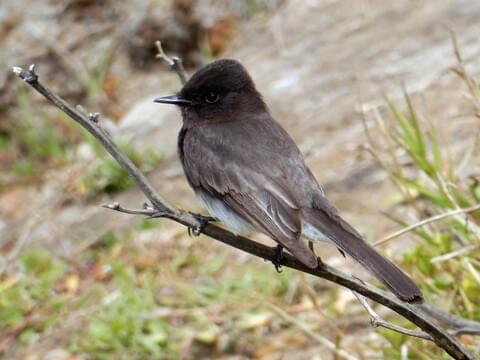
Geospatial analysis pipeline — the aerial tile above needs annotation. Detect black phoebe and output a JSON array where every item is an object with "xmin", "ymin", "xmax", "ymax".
[{"xmin": 154, "ymin": 59, "xmax": 423, "ymax": 303}]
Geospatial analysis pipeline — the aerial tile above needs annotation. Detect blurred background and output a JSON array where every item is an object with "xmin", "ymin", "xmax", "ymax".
[{"xmin": 1, "ymin": 0, "xmax": 480, "ymax": 358}]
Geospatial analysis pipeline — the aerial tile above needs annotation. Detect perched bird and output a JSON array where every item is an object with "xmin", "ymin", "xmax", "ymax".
[{"xmin": 154, "ymin": 59, "xmax": 423, "ymax": 303}]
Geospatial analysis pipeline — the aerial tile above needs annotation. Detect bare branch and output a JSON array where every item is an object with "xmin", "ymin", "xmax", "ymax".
[
  {"xmin": 353, "ymin": 292, "xmax": 433, "ymax": 341},
  {"xmin": 13, "ymin": 64, "xmax": 478, "ymax": 360},
  {"xmin": 10, "ymin": 64, "xmax": 184, "ymax": 220}
]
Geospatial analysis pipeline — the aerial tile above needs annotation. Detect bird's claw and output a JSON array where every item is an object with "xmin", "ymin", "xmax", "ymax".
[
  {"xmin": 188, "ymin": 212, "xmax": 217, "ymax": 237},
  {"xmin": 272, "ymin": 245, "xmax": 284, "ymax": 273}
]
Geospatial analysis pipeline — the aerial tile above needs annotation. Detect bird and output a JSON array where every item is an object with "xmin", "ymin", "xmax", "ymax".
[{"xmin": 154, "ymin": 59, "xmax": 423, "ymax": 303}]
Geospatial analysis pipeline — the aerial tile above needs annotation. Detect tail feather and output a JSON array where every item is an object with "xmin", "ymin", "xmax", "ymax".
[{"xmin": 303, "ymin": 209, "xmax": 423, "ymax": 303}]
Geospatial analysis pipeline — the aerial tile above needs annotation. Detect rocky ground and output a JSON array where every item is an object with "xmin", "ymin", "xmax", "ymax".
[{"xmin": 1, "ymin": 0, "xmax": 480, "ymax": 359}]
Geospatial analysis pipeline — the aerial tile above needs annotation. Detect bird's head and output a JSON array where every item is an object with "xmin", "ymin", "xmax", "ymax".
[{"xmin": 154, "ymin": 59, "xmax": 266, "ymax": 124}]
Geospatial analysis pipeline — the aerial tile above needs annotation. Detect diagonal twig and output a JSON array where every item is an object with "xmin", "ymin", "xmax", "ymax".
[
  {"xmin": 431, "ymin": 244, "xmax": 479, "ymax": 264},
  {"xmin": 374, "ymin": 204, "xmax": 480, "ymax": 247},
  {"xmin": 11, "ymin": 65, "xmax": 189, "ymax": 223}
]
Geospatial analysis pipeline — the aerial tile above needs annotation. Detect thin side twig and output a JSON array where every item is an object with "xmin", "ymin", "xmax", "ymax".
[
  {"xmin": 12, "ymin": 54, "xmax": 478, "ymax": 359},
  {"xmin": 155, "ymin": 40, "xmax": 187, "ymax": 85},
  {"xmin": 101, "ymin": 202, "xmax": 156, "ymax": 216},
  {"xmin": 352, "ymin": 292, "xmax": 433, "ymax": 341}
]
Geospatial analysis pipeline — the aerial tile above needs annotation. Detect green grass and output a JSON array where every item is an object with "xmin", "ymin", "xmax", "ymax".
[
  {"xmin": 364, "ymin": 87, "xmax": 480, "ymax": 358},
  {"xmin": 7, "ymin": 86, "xmax": 70, "ymax": 180},
  {"xmin": 2, "ymin": 39, "xmax": 120, "ymax": 190},
  {"xmin": 0, "ymin": 134, "xmax": 10, "ymax": 150},
  {"xmin": 1, "ymin": 224, "xmax": 301, "ymax": 359},
  {"xmin": 78, "ymin": 142, "xmax": 162, "ymax": 195},
  {"xmin": 0, "ymin": 249, "xmax": 68, "ymax": 336},
  {"xmin": 3, "ymin": 84, "xmax": 162, "ymax": 196}
]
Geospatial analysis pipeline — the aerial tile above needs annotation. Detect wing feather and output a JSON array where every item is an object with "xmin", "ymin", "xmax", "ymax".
[{"xmin": 181, "ymin": 122, "xmax": 318, "ymax": 268}]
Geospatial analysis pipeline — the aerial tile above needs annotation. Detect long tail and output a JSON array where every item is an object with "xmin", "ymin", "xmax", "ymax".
[{"xmin": 303, "ymin": 209, "xmax": 423, "ymax": 303}]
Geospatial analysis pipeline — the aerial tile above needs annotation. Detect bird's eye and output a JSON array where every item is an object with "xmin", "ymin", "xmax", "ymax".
[{"xmin": 204, "ymin": 92, "xmax": 220, "ymax": 104}]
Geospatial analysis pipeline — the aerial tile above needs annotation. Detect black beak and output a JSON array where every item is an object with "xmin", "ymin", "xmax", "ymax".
[{"xmin": 153, "ymin": 95, "xmax": 192, "ymax": 106}]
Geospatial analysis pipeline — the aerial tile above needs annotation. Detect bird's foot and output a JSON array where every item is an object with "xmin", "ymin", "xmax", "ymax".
[
  {"xmin": 272, "ymin": 245, "xmax": 284, "ymax": 273},
  {"xmin": 188, "ymin": 212, "xmax": 217, "ymax": 236},
  {"xmin": 308, "ymin": 241, "xmax": 324, "ymax": 268}
]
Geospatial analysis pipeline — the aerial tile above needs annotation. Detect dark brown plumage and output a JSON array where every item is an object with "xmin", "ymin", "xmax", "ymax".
[{"xmin": 154, "ymin": 59, "xmax": 423, "ymax": 303}]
